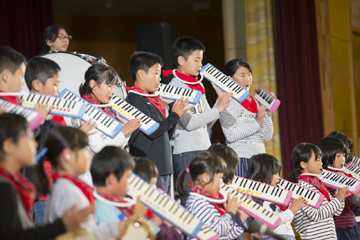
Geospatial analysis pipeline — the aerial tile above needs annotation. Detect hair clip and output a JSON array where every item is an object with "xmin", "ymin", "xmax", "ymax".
[{"xmin": 186, "ymin": 168, "xmax": 190, "ymax": 173}]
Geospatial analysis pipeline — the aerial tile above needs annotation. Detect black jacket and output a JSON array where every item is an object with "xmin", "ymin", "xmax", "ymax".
[
  {"xmin": 126, "ymin": 93, "xmax": 179, "ymax": 175},
  {"xmin": 0, "ymin": 176, "xmax": 66, "ymax": 240}
]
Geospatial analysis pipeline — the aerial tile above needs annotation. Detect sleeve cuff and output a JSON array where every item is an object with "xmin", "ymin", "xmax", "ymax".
[{"xmin": 235, "ymin": 214, "xmax": 247, "ymax": 229}]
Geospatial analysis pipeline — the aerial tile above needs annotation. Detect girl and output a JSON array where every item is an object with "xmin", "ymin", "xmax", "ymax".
[
  {"xmin": 318, "ymin": 137, "xmax": 360, "ymax": 240},
  {"xmin": 245, "ymin": 153, "xmax": 308, "ymax": 240},
  {"xmin": 0, "ymin": 113, "xmax": 92, "ymax": 240},
  {"xmin": 327, "ymin": 131, "xmax": 354, "ymax": 163},
  {"xmin": 35, "ymin": 126, "xmax": 128, "ymax": 239},
  {"xmin": 79, "ymin": 64, "xmax": 141, "ymax": 184},
  {"xmin": 43, "ymin": 25, "xmax": 71, "ymax": 53},
  {"xmin": 292, "ymin": 143, "xmax": 348, "ymax": 240},
  {"xmin": 177, "ymin": 151, "xmax": 249, "ymax": 240},
  {"xmin": 220, "ymin": 59, "xmax": 274, "ymax": 177}
]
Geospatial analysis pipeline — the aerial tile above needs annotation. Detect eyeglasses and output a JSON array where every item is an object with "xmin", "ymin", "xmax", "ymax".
[{"xmin": 57, "ymin": 35, "xmax": 72, "ymax": 41}]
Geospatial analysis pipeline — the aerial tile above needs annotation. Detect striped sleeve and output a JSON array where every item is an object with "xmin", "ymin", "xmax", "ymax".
[
  {"xmin": 298, "ymin": 181, "xmax": 343, "ymax": 221},
  {"xmin": 219, "ymin": 102, "xmax": 261, "ymax": 143},
  {"xmin": 259, "ymin": 113, "xmax": 274, "ymax": 141}
]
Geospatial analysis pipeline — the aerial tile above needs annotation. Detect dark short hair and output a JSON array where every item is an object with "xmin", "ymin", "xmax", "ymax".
[
  {"xmin": 291, "ymin": 143, "xmax": 322, "ymax": 173},
  {"xmin": 318, "ymin": 137, "xmax": 346, "ymax": 169},
  {"xmin": 0, "ymin": 114, "xmax": 28, "ymax": 155},
  {"xmin": 224, "ymin": 59, "xmax": 252, "ymax": 77},
  {"xmin": 43, "ymin": 25, "xmax": 69, "ymax": 53},
  {"xmin": 208, "ymin": 143, "xmax": 239, "ymax": 184},
  {"xmin": 172, "ymin": 37, "xmax": 205, "ymax": 66},
  {"xmin": 79, "ymin": 64, "xmax": 117, "ymax": 97},
  {"xmin": 133, "ymin": 157, "xmax": 159, "ymax": 183},
  {"xmin": 25, "ymin": 57, "xmax": 61, "ymax": 90},
  {"xmin": 0, "ymin": 46, "xmax": 26, "ymax": 75},
  {"xmin": 327, "ymin": 131, "xmax": 353, "ymax": 162},
  {"xmin": 91, "ymin": 146, "xmax": 135, "ymax": 187},
  {"xmin": 129, "ymin": 51, "xmax": 164, "ymax": 81},
  {"xmin": 245, "ymin": 153, "xmax": 281, "ymax": 185}
]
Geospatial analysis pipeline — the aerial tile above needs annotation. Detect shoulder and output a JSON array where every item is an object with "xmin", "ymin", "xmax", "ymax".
[
  {"xmin": 126, "ymin": 92, "xmax": 142, "ymax": 102},
  {"xmin": 168, "ymin": 78, "xmax": 187, "ymax": 88},
  {"xmin": 95, "ymin": 200, "xmax": 122, "ymax": 223},
  {"xmin": 51, "ymin": 179, "xmax": 86, "ymax": 199},
  {"xmin": 0, "ymin": 178, "xmax": 15, "ymax": 196}
]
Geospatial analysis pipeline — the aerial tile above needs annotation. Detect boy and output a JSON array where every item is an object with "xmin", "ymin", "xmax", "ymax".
[
  {"xmin": 164, "ymin": 37, "xmax": 232, "ymax": 205},
  {"xmin": 90, "ymin": 146, "xmax": 161, "ymax": 234},
  {"xmin": 126, "ymin": 51, "xmax": 190, "ymax": 195}
]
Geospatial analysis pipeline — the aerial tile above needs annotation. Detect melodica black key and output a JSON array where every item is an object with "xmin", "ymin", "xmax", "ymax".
[
  {"xmin": 320, "ymin": 169, "xmax": 360, "ymax": 194},
  {"xmin": 157, "ymin": 83, "xmax": 202, "ymax": 105},
  {"xmin": 253, "ymin": 86, "xmax": 281, "ymax": 112}
]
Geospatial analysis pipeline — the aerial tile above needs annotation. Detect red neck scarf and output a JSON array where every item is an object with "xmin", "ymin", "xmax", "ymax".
[
  {"xmin": 189, "ymin": 181, "xmax": 226, "ymax": 215},
  {"xmin": 163, "ymin": 69, "xmax": 205, "ymax": 94},
  {"xmin": 97, "ymin": 192, "xmax": 153, "ymax": 218},
  {"xmin": 82, "ymin": 94, "xmax": 114, "ymax": 117},
  {"xmin": 52, "ymin": 115, "xmax": 66, "ymax": 126},
  {"xmin": 126, "ymin": 86, "xmax": 166, "ymax": 118},
  {"xmin": 0, "ymin": 167, "xmax": 36, "ymax": 218},
  {"xmin": 298, "ymin": 174, "xmax": 331, "ymax": 200},
  {"xmin": 241, "ymin": 95, "xmax": 258, "ymax": 113},
  {"xmin": 0, "ymin": 90, "xmax": 22, "ymax": 105},
  {"xmin": 53, "ymin": 172, "xmax": 95, "ymax": 207}
]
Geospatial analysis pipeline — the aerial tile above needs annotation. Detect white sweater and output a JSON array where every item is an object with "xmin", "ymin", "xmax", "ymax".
[
  {"xmin": 294, "ymin": 180, "xmax": 345, "ymax": 240},
  {"xmin": 262, "ymin": 201, "xmax": 295, "ymax": 237}
]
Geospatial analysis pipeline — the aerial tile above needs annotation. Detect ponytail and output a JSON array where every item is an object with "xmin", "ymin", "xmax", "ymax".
[
  {"xmin": 176, "ymin": 170, "xmax": 189, "ymax": 197},
  {"xmin": 34, "ymin": 157, "xmax": 51, "ymax": 196}
]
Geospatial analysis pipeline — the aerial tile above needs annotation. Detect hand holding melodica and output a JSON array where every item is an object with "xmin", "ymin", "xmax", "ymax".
[
  {"xmin": 171, "ymin": 97, "xmax": 191, "ymax": 117},
  {"xmin": 289, "ymin": 197, "xmax": 308, "ymax": 213},
  {"xmin": 34, "ymin": 103, "xmax": 52, "ymax": 124},
  {"xmin": 335, "ymin": 186, "xmax": 349, "ymax": 202},
  {"xmin": 224, "ymin": 192, "xmax": 241, "ymax": 215},
  {"xmin": 79, "ymin": 119, "xmax": 97, "ymax": 136},
  {"xmin": 61, "ymin": 205, "xmax": 94, "ymax": 231},
  {"xmin": 117, "ymin": 114, "xmax": 142, "ymax": 136},
  {"xmin": 256, "ymin": 105, "xmax": 267, "ymax": 126}
]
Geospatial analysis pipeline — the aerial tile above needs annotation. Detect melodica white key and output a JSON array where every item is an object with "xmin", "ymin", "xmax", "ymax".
[
  {"xmin": 320, "ymin": 169, "xmax": 360, "ymax": 194},
  {"xmin": 58, "ymin": 89, "xmax": 123, "ymax": 139},
  {"xmin": 219, "ymin": 184, "xmax": 281, "ymax": 230},
  {"xmin": 195, "ymin": 225, "xmax": 219, "ymax": 240},
  {"xmin": 157, "ymin": 83, "xmax": 202, "ymax": 105},
  {"xmin": 253, "ymin": 86, "xmax": 281, "ymax": 112},
  {"xmin": 128, "ymin": 173, "xmax": 203, "ymax": 237},
  {"xmin": 0, "ymin": 98, "xmax": 43, "ymax": 130},
  {"xmin": 277, "ymin": 178, "xmax": 324, "ymax": 209},
  {"xmin": 200, "ymin": 63, "xmax": 250, "ymax": 103},
  {"xmin": 110, "ymin": 94, "xmax": 159, "ymax": 135},
  {"xmin": 345, "ymin": 162, "xmax": 360, "ymax": 180},
  {"xmin": 233, "ymin": 176, "xmax": 292, "ymax": 207},
  {"xmin": 20, "ymin": 93, "xmax": 87, "ymax": 119},
  {"xmin": 352, "ymin": 156, "xmax": 360, "ymax": 166}
]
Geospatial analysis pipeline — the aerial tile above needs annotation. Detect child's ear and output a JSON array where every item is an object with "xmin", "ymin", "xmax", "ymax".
[
  {"xmin": 46, "ymin": 39, "xmax": 53, "ymax": 48},
  {"xmin": 200, "ymin": 173, "xmax": 210, "ymax": 183},
  {"xmin": 89, "ymin": 79, "xmax": 96, "ymax": 89},
  {"xmin": 2, "ymin": 139, "xmax": 15, "ymax": 155},
  {"xmin": 32, "ymin": 80, "xmax": 43, "ymax": 92},
  {"xmin": 136, "ymin": 70, "xmax": 145, "ymax": 81},
  {"xmin": 61, "ymin": 149, "xmax": 75, "ymax": 164},
  {"xmin": 106, "ymin": 173, "xmax": 117, "ymax": 186},
  {"xmin": 300, "ymin": 161, "xmax": 307, "ymax": 169},
  {"xmin": 177, "ymin": 56, "xmax": 185, "ymax": 66},
  {"xmin": 0, "ymin": 69, "xmax": 10, "ymax": 83}
]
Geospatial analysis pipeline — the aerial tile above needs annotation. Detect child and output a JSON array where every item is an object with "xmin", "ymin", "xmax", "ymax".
[
  {"xmin": 35, "ymin": 126, "xmax": 127, "ymax": 239},
  {"xmin": 208, "ymin": 143, "xmax": 239, "ymax": 185},
  {"xmin": 292, "ymin": 143, "xmax": 348, "ymax": 240},
  {"xmin": 165, "ymin": 37, "xmax": 233, "ymax": 205},
  {"xmin": 43, "ymin": 25, "xmax": 71, "ymax": 53},
  {"xmin": 79, "ymin": 63, "xmax": 141, "ymax": 185},
  {"xmin": 327, "ymin": 131, "xmax": 354, "ymax": 163},
  {"xmin": 0, "ymin": 113, "xmax": 93, "ymax": 240},
  {"xmin": 318, "ymin": 137, "xmax": 360, "ymax": 239},
  {"xmin": 133, "ymin": 157, "xmax": 183, "ymax": 240},
  {"xmin": 90, "ymin": 146, "xmax": 161, "ymax": 236},
  {"xmin": 220, "ymin": 59, "xmax": 274, "ymax": 177},
  {"xmin": 126, "ymin": 51, "xmax": 190, "ymax": 195},
  {"xmin": 177, "ymin": 151, "xmax": 248, "ymax": 240},
  {"xmin": 245, "ymin": 153, "xmax": 308, "ymax": 240}
]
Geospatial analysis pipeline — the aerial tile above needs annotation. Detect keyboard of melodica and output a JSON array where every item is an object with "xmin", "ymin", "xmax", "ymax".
[
  {"xmin": 110, "ymin": 94, "xmax": 160, "ymax": 135},
  {"xmin": 0, "ymin": 98, "xmax": 43, "ymax": 130},
  {"xmin": 158, "ymin": 83, "xmax": 202, "ymax": 105},
  {"xmin": 345, "ymin": 162, "xmax": 360, "ymax": 180},
  {"xmin": 233, "ymin": 176, "xmax": 292, "ymax": 207},
  {"xmin": 195, "ymin": 225, "xmax": 219, "ymax": 240},
  {"xmin": 58, "ymin": 89, "xmax": 123, "ymax": 139},
  {"xmin": 128, "ymin": 174, "xmax": 203, "ymax": 237},
  {"xmin": 219, "ymin": 184, "xmax": 281, "ymax": 230},
  {"xmin": 320, "ymin": 169, "xmax": 360, "ymax": 194},
  {"xmin": 253, "ymin": 86, "xmax": 281, "ymax": 112},
  {"xmin": 277, "ymin": 178, "xmax": 324, "ymax": 209},
  {"xmin": 352, "ymin": 156, "xmax": 360, "ymax": 166},
  {"xmin": 20, "ymin": 93, "xmax": 87, "ymax": 119},
  {"xmin": 200, "ymin": 63, "xmax": 250, "ymax": 103}
]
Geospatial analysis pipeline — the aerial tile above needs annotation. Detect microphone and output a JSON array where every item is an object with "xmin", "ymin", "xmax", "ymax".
[{"xmin": 248, "ymin": 221, "xmax": 287, "ymax": 240}]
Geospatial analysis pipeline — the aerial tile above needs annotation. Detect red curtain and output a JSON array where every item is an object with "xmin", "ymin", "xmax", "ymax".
[
  {"xmin": 0, "ymin": 0, "xmax": 53, "ymax": 59},
  {"xmin": 274, "ymin": 0, "xmax": 324, "ymax": 178}
]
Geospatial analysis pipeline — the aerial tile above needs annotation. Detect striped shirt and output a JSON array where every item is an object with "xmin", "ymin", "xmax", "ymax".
[
  {"xmin": 327, "ymin": 186, "xmax": 357, "ymax": 229},
  {"xmin": 294, "ymin": 180, "xmax": 345, "ymax": 240},
  {"xmin": 219, "ymin": 100, "xmax": 273, "ymax": 159},
  {"xmin": 186, "ymin": 194, "xmax": 247, "ymax": 240}
]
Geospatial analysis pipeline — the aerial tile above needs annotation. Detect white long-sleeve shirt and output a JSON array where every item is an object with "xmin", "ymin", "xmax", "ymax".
[
  {"xmin": 219, "ymin": 100, "xmax": 273, "ymax": 159},
  {"xmin": 262, "ymin": 201, "xmax": 295, "ymax": 237},
  {"xmin": 294, "ymin": 180, "xmax": 345, "ymax": 240}
]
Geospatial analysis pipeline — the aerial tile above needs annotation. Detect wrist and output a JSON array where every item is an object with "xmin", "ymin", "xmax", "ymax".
[{"xmin": 216, "ymin": 105, "xmax": 223, "ymax": 113}]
